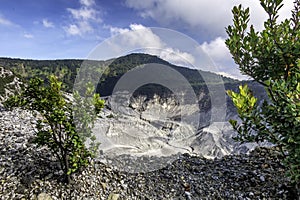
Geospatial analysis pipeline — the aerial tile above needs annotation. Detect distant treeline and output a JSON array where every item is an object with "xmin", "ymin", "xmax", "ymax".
[{"xmin": 0, "ymin": 53, "xmax": 243, "ymax": 100}]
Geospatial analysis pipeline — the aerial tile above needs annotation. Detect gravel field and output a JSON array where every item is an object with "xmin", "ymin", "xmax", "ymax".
[{"xmin": 0, "ymin": 108, "xmax": 297, "ymax": 200}]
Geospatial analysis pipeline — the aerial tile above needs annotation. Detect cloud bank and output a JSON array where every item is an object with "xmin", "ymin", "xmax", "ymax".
[
  {"xmin": 64, "ymin": 0, "xmax": 101, "ymax": 36},
  {"xmin": 125, "ymin": 0, "xmax": 294, "ymax": 37},
  {"xmin": 0, "ymin": 15, "xmax": 15, "ymax": 26},
  {"xmin": 42, "ymin": 19, "xmax": 54, "ymax": 28},
  {"xmin": 106, "ymin": 24, "xmax": 196, "ymax": 66}
]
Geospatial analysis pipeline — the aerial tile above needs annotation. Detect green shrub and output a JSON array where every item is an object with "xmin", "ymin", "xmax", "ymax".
[
  {"xmin": 226, "ymin": 0, "xmax": 300, "ymax": 187},
  {"xmin": 5, "ymin": 75, "xmax": 104, "ymax": 183}
]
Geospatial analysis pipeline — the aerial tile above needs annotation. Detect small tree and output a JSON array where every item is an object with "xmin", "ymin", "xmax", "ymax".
[
  {"xmin": 5, "ymin": 75, "xmax": 104, "ymax": 183},
  {"xmin": 226, "ymin": 0, "xmax": 300, "ymax": 187},
  {"xmin": 72, "ymin": 82, "xmax": 104, "ymax": 155}
]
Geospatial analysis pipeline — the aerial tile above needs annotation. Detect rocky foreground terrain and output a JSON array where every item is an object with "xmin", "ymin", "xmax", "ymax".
[{"xmin": 0, "ymin": 108, "xmax": 297, "ymax": 200}]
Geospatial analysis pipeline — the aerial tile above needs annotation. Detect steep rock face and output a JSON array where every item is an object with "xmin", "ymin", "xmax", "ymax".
[
  {"xmin": 0, "ymin": 66, "xmax": 23, "ymax": 103},
  {"xmin": 92, "ymin": 93, "xmax": 256, "ymax": 161}
]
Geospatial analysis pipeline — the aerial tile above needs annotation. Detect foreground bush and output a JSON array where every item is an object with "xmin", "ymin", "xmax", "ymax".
[
  {"xmin": 226, "ymin": 0, "xmax": 300, "ymax": 190},
  {"xmin": 5, "ymin": 75, "xmax": 104, "ymax": 183}
]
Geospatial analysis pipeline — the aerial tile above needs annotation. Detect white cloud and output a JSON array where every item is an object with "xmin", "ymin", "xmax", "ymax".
[
  {"xmin": 159, "ymin": 47, "xmax": 195, "ymax": 65},
  {"xmin": 106, "ymin": 24, "xmax": 195, "ymax": 66},
  {"xmin": 110, "ymin": 24, "xmax": 163, "ymax": 48},
  {"xmin": 65, "ymin": 24, "xmax": 81, "ymax": 35},
  {"xmin": 24, "ymin": 33, "xmax": 34, "ymax": 39},
  {"xmin": 42, "ymin": 19, "xmax": 54, "ymax": 28},
  {"xmin": 198, "ymin": 37, "xmax": 249, "ymax": 80},
  {"xmin": 200, "ymin": 37, "xmax": 231, "ymax": 62},
  {"xmin": 80, "ymin": 0, "xmax": 95, "ymax": 7},
  {"xmin": 125, "ymin": 0, "xmax": 232, "ymax": 35},
  {"xmin": 65, "ymin": 0, "xmax": 101, "ymax": 36},
  {"xmin": 0, "ymin": 15, "xmax": 14, "ymax": 26},
  {"xmin": 108, "ymin": 26, "xmax": 130, "ymax": 35},
  {"xmin": 125, "ymin": 0, "xmax": 294, "ymax": 36},
  {"xmin": 65, "ymin": 21, "xmax": 93, "ymax": 36},
  {"xmin": 67, "ymin": 7, "xmax": 97, "ymax": 20}
]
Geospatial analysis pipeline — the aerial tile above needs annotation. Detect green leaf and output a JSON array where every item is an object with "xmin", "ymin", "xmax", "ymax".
[{"xmin": 229, "ymin": 119, "xmax": 237, "ymax": 127}]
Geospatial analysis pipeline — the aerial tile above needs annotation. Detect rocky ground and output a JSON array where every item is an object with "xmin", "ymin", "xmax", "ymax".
[
  {"xmin": 92, "ymin": 94, "xmax": 255, "ymax": 160},
  {"xmin": 0, "ymin": 108, "xmax": 298, "ymax": 200}
]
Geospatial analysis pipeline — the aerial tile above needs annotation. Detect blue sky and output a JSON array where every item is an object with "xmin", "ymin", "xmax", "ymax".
[{"xmin": 0, "ymin": 0, "xmax": 294, "ymax": 79}]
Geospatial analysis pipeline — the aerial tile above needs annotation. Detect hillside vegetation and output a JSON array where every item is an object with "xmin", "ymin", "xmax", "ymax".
[{"xmin": 0, "ymin": 53, "xmax": 239, "ymax": 96}]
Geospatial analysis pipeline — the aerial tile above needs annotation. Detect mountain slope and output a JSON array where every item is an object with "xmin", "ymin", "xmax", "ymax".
[
  {"xmin": 0, "ymin": 54, "xmax": 267, "ymax": 159},
  {"xmin": 96, "ymin": 53, "xmax": 238, "ymax": 97},
  {"xmin": 0, "ymin": 53, "xmax": 239, "ymax": 95}
]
